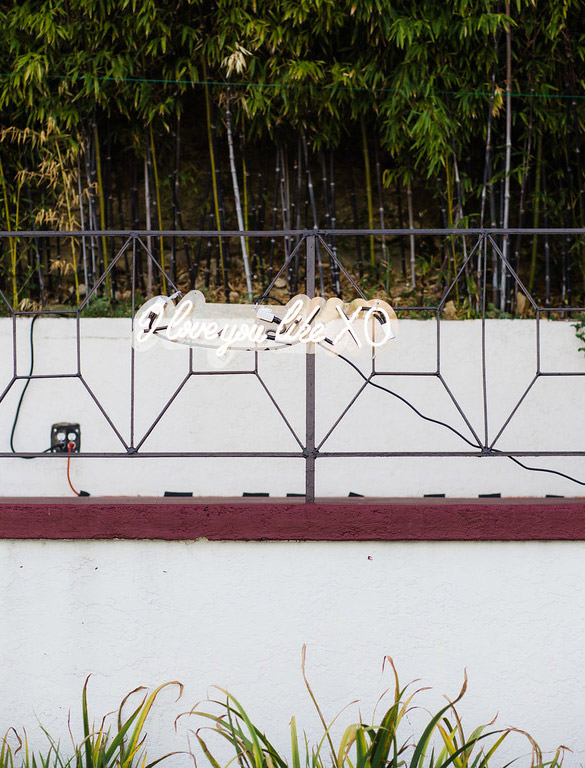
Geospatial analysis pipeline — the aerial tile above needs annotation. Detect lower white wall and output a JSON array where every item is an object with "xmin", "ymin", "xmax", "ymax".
[
  {"xmin": 1, "ymin": 539, "xmax": 583, "ymax": 767},
  {"xmin": 2, "ymin": 319, "xmax": 584, "ymax": 765},
  {"xmin": 1, "ymin": 316, "xmax": 585, "ymax": 496}
]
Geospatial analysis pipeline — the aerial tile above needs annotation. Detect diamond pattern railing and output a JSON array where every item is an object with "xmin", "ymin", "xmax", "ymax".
[{"xmin": 1, "ymin": 228, "xmax": 585, "ymax": 501}]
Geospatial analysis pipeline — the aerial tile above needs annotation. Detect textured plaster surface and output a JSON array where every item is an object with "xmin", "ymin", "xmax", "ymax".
[
  {"xmin": 1, "ymin": 317, "xmax": 585, "ymax": 496},
  {"xmin": 1, "ymin": 539, "xmax": 584, "ymax": 767}
]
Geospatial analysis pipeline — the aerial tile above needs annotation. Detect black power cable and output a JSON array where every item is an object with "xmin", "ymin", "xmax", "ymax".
[
  {"xmin": 335, "ymin": 351, "xmax": 481, "ymax": 450},
  {"xmin": 10, "ymin": 316, "xmax": 40, "ymax": 458},
  {"xmin": 500, "ymin": 453, "xmax": 585, "ymax": 487},
  {"xmin": 9, "ymin": 315, "xmax": 90, "ymax": 495},
  {"xmin": 333, "ymin": 349, "xmax": 585, "ymax": 488},
  {"xmin": 10, "ymin": 315, "xmax": 69, "ymax": 455}
]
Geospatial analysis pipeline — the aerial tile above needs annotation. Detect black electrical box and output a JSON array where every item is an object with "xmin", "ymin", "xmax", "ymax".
[{"xmin": 51, "ymin": 423, "xmax": 81, "ymax": 453}]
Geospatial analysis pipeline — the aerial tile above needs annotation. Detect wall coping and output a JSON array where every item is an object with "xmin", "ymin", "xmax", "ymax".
[{"xmin": 1, "ymin": 497, "xmax": 584, "ymax": 540}]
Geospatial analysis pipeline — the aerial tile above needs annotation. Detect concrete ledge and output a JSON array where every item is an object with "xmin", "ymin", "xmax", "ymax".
[{"xmin": 1, "ymin": 497, "xmax": 584, "ymax": 540}]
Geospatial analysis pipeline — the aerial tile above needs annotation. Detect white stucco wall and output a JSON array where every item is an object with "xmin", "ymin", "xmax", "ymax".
[
  {"xmin": 1, "ymin": 316, "xmax": 584, "ymax": 496},
  {"xmin": 2, "ymin": 318, "xmax": 585, "ymax": 766},
  {"xmin": 1, "ymin": 539, "xmax": 584, "ymax": 767}
]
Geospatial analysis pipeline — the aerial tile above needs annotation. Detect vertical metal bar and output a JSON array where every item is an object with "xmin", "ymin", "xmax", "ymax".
[
  {"xmin": 481, "ymin": 235, "xmax": 489, "ymax": 448},
  {"xmin": 436, "ymin": 307, "xmax": 441, "ymax": 374},
  {"xmin": 536, "ymin": 306, "xmax": 541, "ymax": 374},
  {"xmin": 130, "ymin": 235, "xmax": 136, "ymax": 450},
  {"xmin": 12, "ymin": 311, "xmax": 17, "ymax": 377},
  {"xmin": 76, "ymin": 307, "xmax": 81, "ymax": 375},
  {"xmin": 305, "ymin": 234, "xmax": 316, "ymax": 502}
]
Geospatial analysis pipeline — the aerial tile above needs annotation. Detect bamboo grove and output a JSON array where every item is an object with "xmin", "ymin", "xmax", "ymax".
[{"xmin": 1, "ymin": 0, "xmax": 585, "ymax": 314}]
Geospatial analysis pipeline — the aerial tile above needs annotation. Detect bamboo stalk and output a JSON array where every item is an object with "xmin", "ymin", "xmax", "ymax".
[
  {"xmin": 131, "ymin": 152, "xmax": 145, "ymax": 293},
  {"xmin": 25, "ymin": 165, "xmax": 45, "ymax": 306},
  {"xmin": 268, "ymin": 144, "xmax": 281, "ymax": 285},
  {"xmin": 169, "ymin": 113, "xmax": 194, "ymax": 285},
  {"xmin": 543, "ymin": 162, "xmax": 551, "ymax": 306},
  {"xmin": 148, "ymin": 123, "xmax": 167, "ymax": 293},
  {"xmin": 559, "ymin": 176, "xmax": 568, "ymax": 306},
  {"xmin": 571, "ymin": 98, "xmax": 584, "ymax": 298},
  {"xmin": 170, "ymin": 116, "xmax": 179, "ymax": 285},
  {"xmin": 293, "ymin": 137, "xmax": 303, "ymax": 292},
  {"xmin": 329, "ymin": 149, "xmax": 340, "ymax": 297},
  {"xmin": 407, "ymin": 181, "xmax": 416, "ymax": 289},
  {"xmin": 349, "ymin": 165, "xmax": 363, "ymax": 277},
  {"xmin": 490, "ymin": 154, "xmax": 499, "ymax": 307},
  {"xmin": 478, "ymin": 69, "xmax": 497, "ymax": 305},
  {"xmin": 192, "ymin": 170, "xmax": 211, "ymax": 285},
  {"xmin": 55, "ymin": 140, "xmax": 79, "ymax": 304},
  {"xmin": 281, "ymin": 142, "xmax": 291, "ymax": 287},
  {"xmin": 480, "ymin": 72, "xmax": 497, "ymax": 229},
  {"xmin": 106, "ymin": 126, "xmax": 116, "ymax": 294},
  {"xmin": 225, "ymin": 95, "xmax": 252, "ymax": 300},
  {"xmin": 302, "ymin": 134, "xmax": 325, "ymax": 295},
  {"xmin": 240, "ymin": 132, "xmax": 250, "ymax": 275},
  {"xmin": 374, "ymin": 140, "xmax": 388, "ymax": 292},
  {"xmin": 144, "ymin": 153, "xmax": 153, "ymax": 297},
  {"xmin": 444, "ymin": 156, "xmax": 458, "ymax": 295},
  {"xmin": 360, "ymin": 117, "xmax": 375, "ymax": 270},
  {"xmin": 529, "ymin": 133, "xmax": 542, "ymax": 293},
  {"xmin": 396, "ymin": 180, "xmax": 406, "ymax": 276},
  {"xmin": 256, "ymin": 164, "xmax": 267, "ymax": 284},
  {"xmin": 320, "ymin": 150, "xmax": 339, "ymax": 294},
  {"xmin": 501, "ymin": 1, "xmax": 512, "ymax": 311},
  {"xmin": 205, "ymin": 208, "xmax": 213, "ymax": 288},
  {"xmin": 117, "ymin": 177, "xmax": 130, "ymax": 284},
  {"xmin": 211, "ymin": 119, "xmax": 230, "ymax": 298},
  {"xmin": 512, "ymin": 90, "xmax": 534, "ymax": 312},
  {"xmin": 203, "ymin": 62, "xmax": 225, "ymax": 286},
  {"xmin": 436, "ymin": 179, "xmax": 449, "ymax": 290},
  {"xmin": 0, "ymin": 154, "xmax": 19, "ymax": 308},
  {"xmin": 451, "ymin": 147, "xmax": 469, "ymax": 304},
  {"xmin": 93, "ymin": 122, "xmax": 111, "ymax": 300},
  {"xmin": 82, "ymin": 131, "xmax": 97, "ymax": 289}
]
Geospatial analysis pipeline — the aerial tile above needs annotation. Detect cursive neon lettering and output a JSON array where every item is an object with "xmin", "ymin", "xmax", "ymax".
[
  {"xmin": 134, "ymin": 293, "xmax": 397, "ymax": 356},
  {"xmin": 188, "ymin": 320, "xmax": 204, "ymax": 341},
  {"xmin": 203, "ymin": 321, "xmax": 219, "ymax": 341},
  {"xmin": 218, "ymin": 323, "xmax": 241, "ymax": 356},
  {"xmin": 308, "ymin": 322, "xmax": 327, "ymax": 343},
  {"xmin": 279, "ymin": 299, "xmax": 305, "ymax": 327},
  {"xmin": 277, "ymin": 305, "xmax": 321, "ymax": 344},
  {"xmin": 136, "ymin": 299, "xmax": 166, "ymax": 343},
  {"xmin": 332, "ymin": 305, "xmax": 363, "ymax": 347},
  {"xmin": 363, "ymin": 306, "xmax": 396, "ymax": 347},
  {"xmin": 167, "ymin": 300, "xmax": 194, "ymax": 341}
]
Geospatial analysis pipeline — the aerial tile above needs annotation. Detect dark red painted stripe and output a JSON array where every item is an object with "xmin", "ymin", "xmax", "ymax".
[{"xmin": 1, "ymin": 497, "xmax": 585, "ymax": 540}]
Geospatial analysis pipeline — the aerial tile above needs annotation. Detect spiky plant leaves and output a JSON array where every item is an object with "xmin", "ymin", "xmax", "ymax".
[
  {"xmin": 78, "ymin": 677, "xmax": 183, "ymax": 768},
  {"xmin": 185, "ymin": 654, "xmax": 566, "ymax": 768}
]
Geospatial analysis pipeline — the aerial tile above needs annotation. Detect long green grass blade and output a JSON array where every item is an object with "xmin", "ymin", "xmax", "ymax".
[
  {"xmin": 409, "ymin": 674, "xmax": 468, "ymax": 768},
  {"xmin": 290, "ymin": 718, "xmax": 301, "ymax": 768}
]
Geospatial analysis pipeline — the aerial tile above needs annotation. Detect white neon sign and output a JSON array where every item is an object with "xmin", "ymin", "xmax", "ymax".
[{"xmin": 133, "ymin": 291, "xmax": 397, "ymax": 357}]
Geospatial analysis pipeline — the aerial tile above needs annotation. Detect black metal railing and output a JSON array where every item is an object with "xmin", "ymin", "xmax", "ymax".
[{"xmin": 1, "ymin": 228, "xmax": 584, "ymax": 501}]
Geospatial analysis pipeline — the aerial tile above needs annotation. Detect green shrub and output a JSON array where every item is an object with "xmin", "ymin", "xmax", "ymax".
[
  {"xmin": 1, "ymin": 678, "xmax": 183, "ymax": 768},
  {"xmin": 184, "ymin": 649, "xmax": 566, "ymax": 768}
]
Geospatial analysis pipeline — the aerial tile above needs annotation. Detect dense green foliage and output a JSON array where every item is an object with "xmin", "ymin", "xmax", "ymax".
[{"xmin": 1, "ymin": 0, "xmax": 585, "ymax": 311}]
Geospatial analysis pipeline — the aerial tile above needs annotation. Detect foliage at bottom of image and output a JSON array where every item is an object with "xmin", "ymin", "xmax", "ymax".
[
  {"xmin": 1, "ymin": 652, "xmax": 568, "ymax": 768},
  {"xmin": 0, "ymin": 679, "xmax": 184, "ymax": 768}
]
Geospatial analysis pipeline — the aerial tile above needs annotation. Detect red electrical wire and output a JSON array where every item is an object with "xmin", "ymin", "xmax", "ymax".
[{"xmin": 66, "ymin": 441, "xmax": 80, "ymax": 496}]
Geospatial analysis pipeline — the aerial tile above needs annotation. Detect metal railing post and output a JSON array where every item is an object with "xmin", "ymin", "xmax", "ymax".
[{"xmin": 305, "ymin": 234, "xmax": 316, "ymax": 503}]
